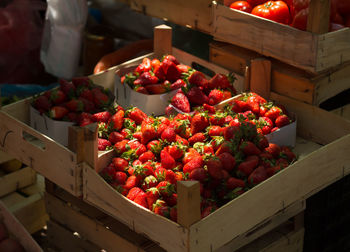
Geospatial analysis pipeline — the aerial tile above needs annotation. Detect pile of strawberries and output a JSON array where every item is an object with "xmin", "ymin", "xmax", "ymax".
[
  {"xmin": 224, "ymin": 93, "xmax": 293, "ymax": 135},
  {"xmin": 120, "ymin": 54, "xmax": 237, "ymax": 114},
  {"xmin": 98, "ymin": 92, "xmax": 296, "ymax": 221},
  {"xmin": 32, "ymin": 77, "xmax": 114, "ymax": 126}
]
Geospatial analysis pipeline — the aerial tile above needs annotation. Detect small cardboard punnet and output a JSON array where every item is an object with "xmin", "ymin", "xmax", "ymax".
[
  {"xmin": 30, "ymin": 106, "xmax": 75, "ymax": 147},
  {"xmin": 114, "ymin": 65, "xmax": 178, "ymax": 116}
]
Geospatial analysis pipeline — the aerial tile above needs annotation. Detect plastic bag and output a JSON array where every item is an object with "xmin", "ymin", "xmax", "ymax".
[
  {"xmin": 40, "ymin": 0, "xmax": 88, "ymax": 80},
  {"xmin": 0, "ymin": 0, "xmax": 46, "ymax": 83}
]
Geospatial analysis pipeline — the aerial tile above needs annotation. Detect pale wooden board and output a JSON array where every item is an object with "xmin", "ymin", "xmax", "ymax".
[
  {"xmin": 249, "ymin": 59, "xmax": 271, "ymax": 99},
  {"xmin": 0, "ymin": 166, "xmax": 36, "ymax": 197},
  {"xmin": 212, "ymin": 3, "xmax": 350, "ymax": 73},
  {"xmin": 216, "ymin": 200, "xmax": 304, "ymax": 252},
  {"xmin": 0, "ymin": 150, "xmax": 14, "ymax": 164},
  {"xmin": 83, "ymin": 165, "xmax": 188, "ymax": 252},
  {"xmin": 130, "ymin": 0, "xmax": 213, "ymax": 33},
  {"xmin": 307, "ymin": 0, "xmax": 330, "ymax": 34},
  {"xmin": 154, "ymin": 24, "xmax": 172, "ymax": 58},
  {"xmin": 188, "ymin": 134, "xmax": 350, "ymax": 251},
  {"xmin": 0, "ymin": 200, "xmax": 43, "ymax": 252},
  {"xmin": 45, "ymin": 192, "xmax": 146, "ymax": 252},
  {"xmin": 0, "ymin": 106, "xmax": 81, "ymax": 196},
  {"xmin": 332, "ymin": 103, "xmax": 350, "ymax": 121}
]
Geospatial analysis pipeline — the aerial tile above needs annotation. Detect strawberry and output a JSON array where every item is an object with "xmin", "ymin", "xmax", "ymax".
[
  {"xmin": 188, "ymin": 132, "xmax": 206, "ymax": 145},
  {"xmin": 153, "ymin": 64, "xmax": 166, "ymax": 81},
  {"xmin": 240, "ymin": 141, "xmax": 261, "ymax": 156},
  {"xmin": 163, "ymin": 55, "xmax": 179, "ymax": 65},
  {"xmin": 236, "ymin": 100, "xmax": 250, "ymax": 112},
  {"xmin": 133, "ymin": 190, "xmax": 148, "ymax": 208},
  {"xmin": 223, "ymin": 125, "xmax": 240, "ymax": 141},
  {"xmin": 92, "ymin": 88, "xmax": 110, "ymax": 109},
  {"xmin": 209, "ymin": 112, "xmax": 226, "ymax": 126},
  {"xmin": 161, "ymin": 58, "xmax": 181, "ymax": 82},
  {"xmin": 248, "ymin": 165, "xmax": 268, "ymax": 185},
  {"xmin": 79, "ymin": 97, "xmax": 95, "ymax": 112},
  {"xmin": 114, "ymin": 171, "xmax": 127, "ymax": 185},
  {"xmin": 72, "ymin": 76, "xmax": 91, "ymax": 88},
  {"xmin": 183, "ymin": 148, "xmax": 201, "ymax": 164},
  {"xmin": 78, "ymin": 88, "xmax": 94, "ymax": 102},
  {"xmin": 171, "ymin": 91, "xmax": 191, "ymax": 113},
  {"xmin": 275, "ymin": 115, "xmax": 291, "ymax": 128},
  {"xmin": 33, "ymin": 95, "xmax": 51, "ymax": 112},
  {"xmin": 208, "ymin": 89, "xmax": 224, "ymax": 105},
  {"xmin": 114, "ymin": 139, "xmax": 129, "ymax": 155},
  {"xmin": 127, "ymin": 140, "xmax": 147, "ymax": 156},
  {"xmin": 79, "ymin": 112, "xmax": 94, "ymax": 127},
  {"xmin": 67, "ymin": 112, "xmax": 79, "ymax": 123},
  {"xmin": 208, "ymin": 126, "xmax": 224, "ymax": 137},
  {"xmin": 186, "ymin": 86, "xmax": 209, "ymax": 106},
  {"xmin": 151, "ymin": 58, "xmax": 161, "ymax": 69},
  {"xmin": 165, "ymin": 169, "xmax": 177, "ymax": 184},
  {"xmin": 108, "ymin": 132, "xmax": 124, "ymax": 145},
  {"xmin": 266, "ymin": 165, "xmax": 282, "ymax": 177},
  {"xmin": 141, "ymin": 118, "xmax": 158, "ymax": 144},
  {"xmin": 201, "ymin": 204, "xmax": 218, "ymax": 219},
  {"xmin": 226, "ymin": 177, "xmax": 245, "ymax": 190},
  {"xmin": 153, "ymin": 199, "xmax": 170, "ymax": 218},
  {"xmin": 276, "ymin": 158, "xmax": 289, "ymax": 168},
  {"xmin": 49, "ymin": 106, "xmax": 68, "ymax": 119},
  {"xmin": 203, "ymin": 103, "xmax": 216, "ymax": 114},
  {"xmin": 141, "ymin": 176, "xmax": 158, "ymax": 191},
  {"xmin": 144, "ymin": 83, "xmax": 168, "ymax": 94},
  {"xmin": 175, "ymin": 135, "xmax": 189, "ymax": 146},
  {"xmin": 156, "ymin": 181, "xmax": 175, "ymax": 198},
  {"xmin": 109, "ymin": 110, "xmax": 125, "ymax": 131},
  {"xmin": 265, "ymin": 143, "xmax": 281, "ymax": 159},
  {"xmin": 164, "ymin": 193, "xmax": 177, "ymax": 207},
  {"xmin": 215, "ymin": 141, "xmax": 234, "ymax": 156},
  {"xmin": 145, "ymin": 187, "xmax": 160, "ymax": 210},
  {"xmin": 218, "ymin": 152, "xmax": 236, "ymax": 171},
  {"xmin": 127, "ymin": 187, "xmax": 142, "ymax": 201},
  {"xmin": 237, "ymin": 156, "xmax": 259, "ymax": 177},
  {"xmin": 208, "ymin": 73, "xmax": 236, "ymax": 90},
  {"xmin": 259, "ymin": 105, "xmax": 268, "ymax": 117},
  {"xmin": 147, "ymin": 140, "xmax": 163, "ymax": 155},
  {"xmin": 167, "ymin": 143, "xmax": 186, "ymax": 160},
  {"xmin": 257, "ymin": 134, "xmax": 269, "ymax": 149},
  {"xmin": 160, "ymin": 150, "xmax": 176, "ymax": 170},
  {"xmin": 176, "ymin": 64, "xmax": 190, "ymax": 73},
  {"xmin": 112, "ymin": 157, "xmax": 129, "ymax": 172},
  {"xmin": 134, "ymin": 71, "xmax": 159, "ymax": 86},
  {"xmin": 128, "ymin": 163, "xmax": 154, "ymax": 180},
  {"xmin": 257, "ymin": 117, "xmax": 273, "ymax": 135},
  {"xmin": 183, "ymin": 156, "xmax": 204, "ymax": 173},
  {"xmin": 123, "ymin": 175, "xmax": 139, "ymax": 190},
  {"xmin": 59, "ymin": 79, "xmax": 76, "ymax": 98},
  {"xmin": 265, "ymin": 106, "xmax": 283, "ymax": 122},
  {"xmin": 170, "ymin": 206, "xmax": 177, "ymax": 222},
  {"xmin": 161, "ymin": 127, "xmax": 176, "ymax": 142},
  {"xmin": 139, "ymin": 151, "xmax": 155, "ymax": 163},
  {"xmin": 280, "ymin": 146, "xmax": 296, "ymax": 162},
  {"xmin": 223, "ymin": 90, "xmax": 233, "ymax": 100},
  {"xmin": 50, "ymin": 89, "xmax": 66, "ymax": 105},
  {"xmin": 92, "ymin": 111, "xmax": 112, "ymax": 123},
  {"xmin": 190, "ymin": 112, "xmax": 209, "ymax": 135},
  {"xmin": 188, "ymin": 71, "xmax": 209, "ymax": 89},
  {"xmin": 135, "ymin": 57, "xmax": 152, "ymax": 74},
  {"xmin": 125, "ymin": 107, "xmax": 148, "ymax": 125},
  {"xmin": 189, "ymin": 168, "xmax": 207, "ymax": 182},
  {"xmin": 98, "ymin": 138, "xmax": 112, "ymax": 151},
  {"xmin": 65, "ymin": 99, "xmax": 84, "ymax": 112},
  {"xmin": 206, "ymin": 156, "xmax": 223, "ymax": 180},
  {"xmin": 99, "ymin": 164, "xmax": 116, "ymax": 183},
  {"xmin": 171, "ymin": 79, "xmax": 186, "ymax": 90}
]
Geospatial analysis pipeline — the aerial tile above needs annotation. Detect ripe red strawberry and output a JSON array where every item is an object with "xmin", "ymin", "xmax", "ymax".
[
  {"xmin": 208, "ymin": 126, "xmax": 224, "ymax": 137},
  {"xmin": 92, "ymin": 111, "xmax": 112, "ymax": 123},
  {"xmin": 257, "ymin": 117, "xmax": 273, "ymax": 135},
  {"xmin": 223, "ymin": 125, "xmax": 240, "ymax": 141},
  {"xmin": 79, "ymin": 112, "xmax": 94, "ymax": 127},
  {"xmin": 128, "ymin": 163, "xmax": 154, "ymax": 180},
  {"xmin": 135, "ymin": 57, "xmax": 152, "ymax": 74},
  {"xmin": 183, "ymin": 156, "xmax": 204, "ymax": 173},
  {"xmin": 154, "ymin": 166, "xmax": 167, "ymax": 181},
  {"xmin": 145, "ymin": 83, "xmax": 168, "ymax": 94},
  {"xmin": 114, "ymin": 171, "xmax": 127, "ymax": 185},
  {"xmin": 175, "ymin": 135, "xmax": 189, "ymax": 146},
  {"xmin": 190, "ymin": 112, "xmax": 209, "ymax": 135},
  {"xmin": 208, "ymin": 73, "xmax": 235, "ymax": 90},
  {"xmin": 72, "ymin": 76, "xmax": 91, "ymax": 88},
  {"xmin": 139, "ymin": 151, "xmax": 155, "ymax": 163},
  {"xmin": 127, "ymin": 187, "xmax": 142, "ymax": 201},
  {"xmin": 266, "ymin": 165, "xmax": 282, "ymax": 177},
  {"xmin": 189, "ymin": 168, "xmax": 207, "ymax": 182},
  {"xmin": 33, "ymin": 95, "xmax": 51, "ymax": 112},
  {"xmin": 145, "ymin": 187, "xmax": 160, "ymax": 210},
  {"xmin": 151, "ymin": 58, "xmax": 160, "ymax": 69},
  {"xmin": 183, "ymin": 148, "xmax": 201, "ymax": 164},
  {"xmin": 275, "ymin": 115, "xmax": 291, "ymax": 128},
  {"xmin": 79, "ymin": 97, "xmax": 95, "ymax": 112},
  {"xmin": 98, "ymin": 138, "xmax": 112, "ymax": 151},
  {"xmin": 141, "ymin": 118, "xmax": 158, "ymax": 144},
  {"xmin": 176, "ymin": 64, "xmax": 190, "ymax": 73},
  {"xmin": 126, "ymin": 107, "xmax": 148, "ymax": 125},
  {"xmin": 259, "ymin": 105, "xmax": 268, "ymax": 117},
  {"xmin": 209, "ymin": 112, "xmax": 226, "ymax": 126},
  {"xmin": 108, "ymin": 132, "xmax": 125, "ymax": 144},
  {"xmin": 59, "ymin": 79, "xmax": 76, "ymax": 98},
  {"xmin": 208, "ymin": 89, "xmax": 224, "ymax": 105},
  {"xmin": 142, "ymin": 176, "xmax": 158, "ymax": 191},
  {"xmin": 164, "ymin": 193, "xmax": 177, "ymax": 207},
  {"xmin": 276, "ymin": 158, "xmax": 289, "ymax": 168},
  {"xmin": 171, "ymin": 91, "xmax": 191, "ymax": 113},
  {"xmin": 218, "ymin": 152, "xmax": 236, "ymax": 171},
  {"xmin": 160, "ymin": 150, "xmax": 176, "ymax": 170},
  {"xmin": 161, "ymin": 58, "xmax": 181, "ymax": 82},
  {"xmin": 99, "ymin": 163, "xmax": 116, "ymax": 183},
  {"xmin": 109, "ymin": 110, "xmax": 124, "ymax": 131},
  {"xmin": 49, "ymin": 106, "xmax": 69, "ymax": 119},
  {"xmin": 265, "ymin": 106, "xmax": 283, "ymax": 122},
  {"xmin": 235, "ymin": 100, "xmax": 250, "ymax": 112},
  {"xmin": 163, "ymin": 55, "xmax": 180, "ymax": 65},
  {"xmin": 112, "ymin": 157, "xmax": 129, "ymax": 172},
  {"xmin": 248, "ymin": 165, "xmax": 268, "ymax": 185},
  {"xmin": 165, "ymin": 169, "xmax": 177, "ymax": 184},
  {"xmin": 123, "ymin": 175, "xmax": 139, "ymax": 190},
  {"xmin": 77, "ymin": 88, "xmax": 94, "ymax": 102},
  {"xmin": 280, "ymin": 146, "xmax": 296, "ymax": 162},
  {"xmin": 156, "ymin": 181, "xmax": 175, "ymax": 198},
  {"xmin": 133, "ymin": 191, "xmax": 148, "ymax": 209},
  {"xmin": 92, "ymin": 88, "xmax": 110, "ymax": 108},
  {"xmin": 161, "ymin": 127, "xmax": 176, "ymax": 142},
  {"xmin": 50, "ymin": 89, "xmax": 66, "ymax": 105},
  {"xmin": 186, "ymin": 86, "xmax": 209, "ymax": 106},
  {"xmin": 203, "ymin": 103, "xmax": 216, "ymax": 114},
  {"xmin": 114, "ymin": 139, "xmax": 129, "ymax": 155},
  {"xmin": 171, "ymin": 79, "xmax": 186, "ymax": 90},
  {"xmin": 65, "ymin": 99, "xmax": 84, "ymax": 112},
  {"xmin": 133, "ymin": 85, "xmax": 148, "ymax": 94},
  {"xmin": 153, "ymin": 64, "xmax": 166, "ymax": 81},
  {"xmin": 166, "ymin": 143, "xmax": 186, "ymax": 160},
  {"xmin": 226, "ymin": 177, "xmax": 245, "ymax": 190},
  {"xmin": 223, "ymin": 90, "xmax": 233, "ymax": 100},
  {"xmin": 188, "ymin": 71, "xmax": 209, "ymax": 89},
  {"xmin": 265, "ymin": 143, "xmax": 281, "ymax": 159},
  {"xmin": 170, "ymin": 206, "xmax": 177, "ymax": 222},
  {"xmin": 201, "ymin": 204, "xmax": 218, "ymax": 219},
  {"xmin": 240, "ymin": 141, "xmax": 261, "ymax": 156},
  {"xmin": 127, "ymin": 140, "xmax": 147, "ymax": 156},
  {"xmin": 206, "ymin": 156, "xmax": 223, "ymax": 180},
  {"xmin": 134, "ymin": 71, "xmax": 159, "ymax": 86},
  {"xmin": 153, "ymin": 199, "xmax": 170, "ymax": 218},
  {"xmin": 188, "ymin": 132, "xmax": 206, "ymax": 145},
  {"xmin": 147, "ymin": 140, "xmax": 162, "ymax": 155},
  {"xmin": 237, "ymin": 155, "xmax": 259, "ymax": 176},
  {"xmin": 67, "ymin": 112, "xmax": 79, "ymax": 123}
]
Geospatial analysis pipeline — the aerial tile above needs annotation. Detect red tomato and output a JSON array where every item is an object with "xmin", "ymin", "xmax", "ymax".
[
  {"xmin": 337, "ymin": 0, "xmax": 350, "ymax": 17},
  {"xmin": 230, "ymin": 1, "xmax": 253, "ymax": 13},
  {"xmin": 346, "ymin": 15, "xmax": 350, "ymax": 27},
  {"xmin": 291, "ymin": 8, "xmax": 308, "ymax": 30},
  {"xmin": 251, "ymin": 1, "xmax": 291, "ymax": 24},
  {"xmin": 247, "ymin": 0, "xmax": 267, "ymax": 7},
  {"xmin": 332, "ymin": 12, "xmax": 344, "ymax": 24}
]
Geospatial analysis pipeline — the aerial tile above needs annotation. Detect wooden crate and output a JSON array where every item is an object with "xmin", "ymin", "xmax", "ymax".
[
  {"xmin": 212, "ymin": 1, "xmax": 350, "ymax": 74},
  {"xmin": 45, "ymin": 186, "xmax": 304, "ymax": 252},
  {"xmin": 1, "ymin": 175, "xmax": 49, "ymax": 234},
  {"xmin": 130, "ymin": 0, "xmax": 213, "ymax": 34},
  {"xmin": 0, "ymin": 199, "xmax": 43, "ymax": 252},
  {"xmin": 332, "ymin": 104, "xmax": 350, "ymax": 121},
  {"xmin": 82, "ymin": 93, "xmax": 350, "ymax": 252},
  {"xmin": 209, "ymin": 41, "xmax": 350, "ymax": 106}
]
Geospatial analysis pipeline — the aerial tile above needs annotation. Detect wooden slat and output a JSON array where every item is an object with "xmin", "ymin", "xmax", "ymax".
[
  {"xmin": 331, "ymin": 104, "xmax": 350, "ymax": 121},
  {"xmin": 189, "ymin": 132, "xmax": 350, "ymax": 251},
  {"xmin": 177, "ymin": 181, "xmax": 201, "ymax": 228},
  {"xmin": 154, "ymin": 25, "xmax": 172, "ymax": 58},
  {"xmin": 0, "ymin": 166, "xmax": 36, "ymax": 197},
  {"xmin": 83, "ymin": 165, "xmax": 188, "ymax": 252},
  {"xmin": 249, "ymin": 59, "xmax": 271, "ymax": 99},
  {"xmin": 307, "ymin": 0, "xmax": 331, "ymax": 34},
  {"xmin": 45, "ymin": 192, "xmax": 146, "ymax": 252}
]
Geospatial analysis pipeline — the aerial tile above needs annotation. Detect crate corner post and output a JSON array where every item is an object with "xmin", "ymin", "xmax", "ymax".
[{"xmin": 154, "ymin": 24, "xmax": 173, "ymax": 58}]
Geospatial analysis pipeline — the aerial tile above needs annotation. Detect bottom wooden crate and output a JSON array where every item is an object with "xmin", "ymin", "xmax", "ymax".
[
  {"xmin": 44, "ymin": 184, "xmax": 305, "ymax": 252},
  {"xmin": 0, "ymin": 175, "xmax": 48, "ymax": 234}
]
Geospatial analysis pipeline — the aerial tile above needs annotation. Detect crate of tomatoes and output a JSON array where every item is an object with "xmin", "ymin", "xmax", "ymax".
[{"xmin": 213, "ymin": 0, "xmax": 350, "ymax": 73}]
